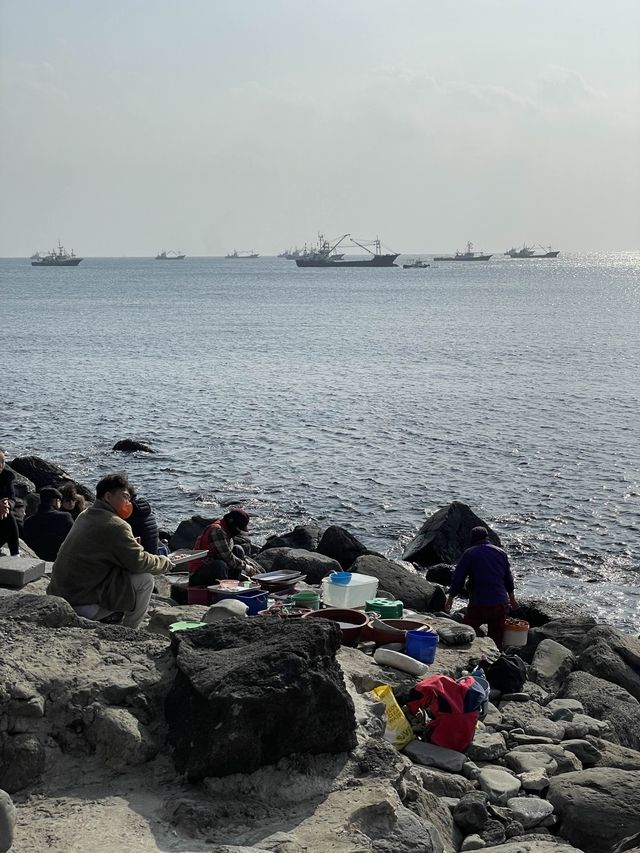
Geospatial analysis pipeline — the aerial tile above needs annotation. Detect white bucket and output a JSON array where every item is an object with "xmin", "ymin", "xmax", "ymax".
[{"xmin": 503, "ymin": 618, "xmax": 529, "ymax": 647}]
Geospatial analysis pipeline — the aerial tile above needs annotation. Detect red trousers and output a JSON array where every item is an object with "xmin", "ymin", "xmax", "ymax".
[{"xmin": 464, "ymin": 603, "xmax": 510, "ymax": 650}]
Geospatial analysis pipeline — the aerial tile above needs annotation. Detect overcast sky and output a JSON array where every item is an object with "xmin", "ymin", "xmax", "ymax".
[{"xmin": 1, "ymin": 0, "xmax": 638, "ymax": 256}]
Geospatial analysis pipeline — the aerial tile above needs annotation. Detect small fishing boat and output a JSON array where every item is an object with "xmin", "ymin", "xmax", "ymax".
[
  {"xmin": 402, "ymin": 259, "xmax": 431, "ymax": 269},
  {"xmin": 434, "ymin": 241, "xmax": 492, "ymax": 262},
  {"xmin": 156, "ymin": 250, "xmax": 186, "ymax": 260}
]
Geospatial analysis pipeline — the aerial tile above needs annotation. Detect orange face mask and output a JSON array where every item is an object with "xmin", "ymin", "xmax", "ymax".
[{"xmin": 116, "ymin": 499, "xmax": 133, "ymax": 520}]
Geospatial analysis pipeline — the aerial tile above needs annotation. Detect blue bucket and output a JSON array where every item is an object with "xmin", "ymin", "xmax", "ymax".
[
  {"xmin": 234, "ymin": 590, "xmax": 268, "ymax": 615},
  {"xmin": 405, "ymin": 629, "xmax": 439, "ymax": 664},
  {"xmin": 329, "ymin": 572, "xmax": 352, "ymax": 585}
]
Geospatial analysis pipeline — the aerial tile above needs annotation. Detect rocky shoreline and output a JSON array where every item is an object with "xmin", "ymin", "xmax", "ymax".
[{"xmin": 0, "ymin": 454, "xmax": 639, "ymax": 852}]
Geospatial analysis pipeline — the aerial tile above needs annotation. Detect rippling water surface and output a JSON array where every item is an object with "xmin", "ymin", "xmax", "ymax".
[{"xmin": 2, "ymin": 253, "xmax": 639, "ymax": 630}]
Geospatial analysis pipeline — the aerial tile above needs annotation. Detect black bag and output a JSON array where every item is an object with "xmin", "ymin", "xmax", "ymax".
[{"xmin": 485, "ymin": 653, "xmax": 527, "ymax": 693}]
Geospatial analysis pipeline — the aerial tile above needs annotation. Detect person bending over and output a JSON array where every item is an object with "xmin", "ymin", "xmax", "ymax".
[
  {"xmin": 23, "ymin": 486, "xmax": 73, "ymax": 561},
  {"xmin": 48, "ymin": 473, "xmax": 172, "ymax": 628},
  {"xmin": 189, "ymin": 508, "xmax": 252, "ymax": 586},
  {"xmin": 445, "ymin": 526, "xmax": 517, "ymax": 650}
]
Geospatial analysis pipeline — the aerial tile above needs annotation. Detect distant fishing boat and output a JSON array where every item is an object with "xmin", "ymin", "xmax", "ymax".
[
  {"xmin": 433, "ymin": 242, "xmax": 492, "ymax": 262},
  {"xmin": 226, "ymin": 249, "xmax": 259, "ymax": 258},
  {"xmin": 278, "ymin": 247, "xmax": 303, "ymax": 259},
  {"xmin": 295, "ymin": 234, "xmax": 398, "ymax": 268},
  {"xmin": 402, "ymin": 258, "xmax": 431, "ymax": 269},
  {"xmin": 505, "ymin": 245, "xmax": 560, "ymax": 258},
  {"xmin": 156, "ymin": 249, "xmax": 186, "ymax": 260},
  {"xmin": 31, "ymin": 242, "xmax": 82, "ymax": 267}
]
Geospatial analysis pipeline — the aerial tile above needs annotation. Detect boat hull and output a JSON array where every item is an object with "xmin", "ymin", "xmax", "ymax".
[
  {"xmin": 156, "ymin": 256, "xmax": 185, "ymax": 260},
  {"xmin": 507, "ymin": 251, "xmax": 559, "ymax": 259},
  {"xmin": 32, "ymin": 258, "xmax": 83, "ymax": 266},
  {"xmin": 433, "ymin": 255, "xmax": 492, "ymax": 262},
  {"xmin": 296, "ymin": 254, "xmax": 398, "ymax": 268}
]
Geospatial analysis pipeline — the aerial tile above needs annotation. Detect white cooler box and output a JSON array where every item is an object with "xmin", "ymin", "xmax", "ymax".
[{"xmin": 321, "ymin": 573, "xmax": 379, "ymax": 609}]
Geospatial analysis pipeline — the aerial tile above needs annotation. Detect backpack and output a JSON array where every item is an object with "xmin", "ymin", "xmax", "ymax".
[
  {"xmin": 406, "ymin": 671, "xmax": 490, "ymax": 753},
  {"xmin": 485, "ymin": 653, "xmax": 527, "ymax": 693}
]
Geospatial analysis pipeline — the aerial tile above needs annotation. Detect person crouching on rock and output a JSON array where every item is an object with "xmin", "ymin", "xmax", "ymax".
[
  {"xmin": 444, "ymin": 526, "xmax": 518, "ymax": 650},
  {"xmin": 47, "ymin": 473, "xmax": 172, "ymax": 628},
  {"xmin": 189, "ymin": 508, "xmax": 253, "ymax": 586}
]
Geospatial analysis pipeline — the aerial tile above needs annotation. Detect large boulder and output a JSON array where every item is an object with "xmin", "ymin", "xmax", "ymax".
[
  {"xmin": 252, "ymin": 547, "xmax": 291, "ymax": 572},
  {"xmin": 529, "ymin": 639, "xmax": 576, "ymax": 694},
  {"xmin": 586, "ymin": 737, "xmax": 640, "ymax": 770},
  {"xmin": 261, "ymin": 525, "xmax": 323, "ymax": 552},
  {"xmin": 481, "ymin": 842, "xmax": 583, "ymax": 853},
  {"xmin": 316, "ymin": 525, "xmax": 370, "ymax": 569},
  {"xmin": 558, "ymin": 671, "xmax": 640, "ymax": 750},
  {"xmin": 168, "ymin": 515, "xmax": 212, "ymax": 551},
  {"xmin": 0, "ymin": 614, "xmax": 172, "ymax": 792},
  {"xmin": 351, "ymin": 554, "xmax": 446, "ymax": 612},
  {"xmin": 271, "ymin": 548, "xmax": 341, "ymax": 584},
  {"xmin": 577, "ymin": 626, "xmax": 640, "ymax": 701},
  {"xmin": 9, "ymin": 455, "xmax": 94, "ymax": 501},
  {"xmin": 523, "ymin": 617, "xmax": 598, "ymax": 661},
  {"xmin": 112, "ymin": 439, "xmax": 155, "ymax": 453},
  {"xmin": 165, "ymin": 618, "xmax": 356, "ymax": 780},
  {"xmin": 402, "ymin": 501, "xmax": 501, "ymax": 567},
  {"xmin": 547, "ymin": 768, "xmax": 640, "ymax": 853}
]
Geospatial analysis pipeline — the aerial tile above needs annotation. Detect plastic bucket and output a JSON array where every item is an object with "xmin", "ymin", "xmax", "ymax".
[
  {"xmin": 503, "ymin": 618, "xmax": 529, "ymax": 647},
  {"xmin": 405, "ymin": 628, "xmax": 439, "ymax": 664},
  {"xmin": 291, "ymin": 591, "xmax": 321, "ymax": 610}
]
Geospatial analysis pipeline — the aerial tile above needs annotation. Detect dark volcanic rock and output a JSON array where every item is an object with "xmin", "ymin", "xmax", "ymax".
[
  {"xmin": 4, "ymin": 464, "xmax": 35, "ymax": 498},
  {"xmin": 452, "ymin": 791, "xmax": 489, "ymax": 833},
  {"xmin": 523, "ymin": 616, "xmax": 598, "ymax": 662},
  {"xmin": 169, "ymin": 516, "xmax": 213, "ymax": 551},
  {"xmin": 165, "ymin": 618, "xmax": 356, "ymax": 779},
  {"xmin": 261, "ymin": 525, "xmax": 323, "ymax": 552},
  {"xmin": 9, "ymin": 455, "xmax": 94, "ymax": 501},
  {"xmin": 253, "ymin": 547, "xmax": 291, "ymax": 572},
  {"xmin": 316, "ymin": 525, "xmax": 370, "ymax": 569},
  {"xmin": 402, "ymin": 501, "xmax": 501, "ymax": 567},
  {"xmin": 351, "ymin": 554, "xmax": 446, "ymax": 612},
  {"xmin": 112, "ymin": 439, "xmax": 156, "ymax": 453},
  {"xmin": 0, "ymin": 734, "xmax": 45, "ymax": 793},
  {"xmin": 272, "ymin": 548, "xmax": 341, "ymax": 584},
  {"xmin": 558, "ymin": 671, "xmax": 640, "ymax": 750},
  {"xmin": 425, "ymin": 564, "xmax": 454, "ymax": 585}
]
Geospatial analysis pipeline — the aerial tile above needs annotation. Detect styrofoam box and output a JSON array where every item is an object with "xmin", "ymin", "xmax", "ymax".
[
  {"xmin": 0, "ymin": 556, "xmax": 46, "ymax": 588},
  {"xmin": 321, "ymin": 573, "xmax": 379, "ymax": 608}
]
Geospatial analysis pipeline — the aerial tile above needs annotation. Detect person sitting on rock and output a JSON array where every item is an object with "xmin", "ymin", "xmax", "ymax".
[
  {"xmin": 60, "ymin": 482, "xmax": 86, "ymax": 519},
  {"xmin": 189, "ymin": 508, "xmax": 253, "ymax": 586},
  {"xmin": 0, "ymin": 448, "xmax": 20, "ymax": 556},
  {"xmin": 48, "ymin": 472, "xmax": 172, "ymax": 629},
  {"xmin": 22, "ymin": 486, "xmax": 74, "ymax": 562},
  {"xmin": 444, "ymin": 526, "xmax": 517, "ymax": 650},
  {"xmin": 125, "ymin": 485, "xmax": 160, "ymax": 554}
]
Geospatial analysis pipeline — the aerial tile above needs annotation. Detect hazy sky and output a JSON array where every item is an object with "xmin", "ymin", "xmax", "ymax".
[{"xmin": 1, "ymin": 0, "xmax": 639, "ymax": 255}]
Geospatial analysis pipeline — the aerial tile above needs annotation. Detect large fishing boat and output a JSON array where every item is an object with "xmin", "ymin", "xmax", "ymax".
[
  {"xmin": 226, "ymin": 249, "xmax": 259, "ymax": 258},
  {"xmin": 505, "ymin": 245, "xmax": 560, "ymax": 258},
  {"xmin": 31, "ymin": 242, "xmax": 82, "ymax": 266},
  {"xmin": 156, "ymin": 249, "xmax": 186, "ymax": 260},
  {"xmin": 295, "ymin": 234, "xmax": 398, "ymax": 268},
  {"xmin": 433, "ymin": 242, "xmax": 492, "ymax": 262}
]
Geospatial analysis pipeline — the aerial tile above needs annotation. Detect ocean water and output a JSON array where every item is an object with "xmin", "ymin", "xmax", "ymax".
[{"xmin": 1, "ymin": 253, "xmax": 639, "ymax": 631}]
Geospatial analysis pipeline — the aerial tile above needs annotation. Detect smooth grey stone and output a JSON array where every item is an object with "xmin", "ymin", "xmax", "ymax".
[
  {"xmin": 403, "ymin": 740, "xmax": 467, "ymax": 773},
  {"xmin": 461, "ymin": 833, "xmax": 486, "ymax": 850},
  {"xmin": 504, "ymin": 750, "xmax": 558, "ymax": 776},
  {"xmin": 518, "ymin": 768, "xmax": 550, "ymax": 793},
  {"xmin": 476, "ymin": 768, "xmax": 521, "ymax": 804},
  {"xmin": 507, "ymin": 796, "xmax": 554, "ymax": 829}
]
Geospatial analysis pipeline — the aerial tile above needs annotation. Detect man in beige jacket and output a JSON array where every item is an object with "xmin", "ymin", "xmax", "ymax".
[{"xmin": 48, "ymin": 473, "xmax": 172, "ymax": 629}]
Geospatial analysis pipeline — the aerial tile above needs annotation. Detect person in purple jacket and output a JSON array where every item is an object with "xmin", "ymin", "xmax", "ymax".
[{"xmin": 444, "ymin": 526, "xmax": 518, "ymax": 649}]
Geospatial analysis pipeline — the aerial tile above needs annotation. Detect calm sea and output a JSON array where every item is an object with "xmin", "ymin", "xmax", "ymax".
[{"xmin": 1, "ymin": 253, "xmax": 639, "ymax": 631}]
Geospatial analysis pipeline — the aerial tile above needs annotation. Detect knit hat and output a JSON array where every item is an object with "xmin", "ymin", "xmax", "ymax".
[
  {"xmin": 225, "ymin": 508, "xmax": 250, "ymax": 531},
  {"xmin": 470, "ymin": 526, "xmax": 489, "ymax": 543}
]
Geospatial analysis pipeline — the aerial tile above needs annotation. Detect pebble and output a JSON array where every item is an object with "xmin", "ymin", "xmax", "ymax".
[
  {"xmin": 506, "ymin": 796, "xmax": 554, "ymax": 829},
  {"xmin": 0, "ymin": 789, "xmax": 16, "ymax": 853},
  {"xmin": 476, "ymin": 768, "xmax": 521, "ymax": 804},
  {"xmin": 461, "ymin": 834, "xmax": 486, "ymax": 850}
]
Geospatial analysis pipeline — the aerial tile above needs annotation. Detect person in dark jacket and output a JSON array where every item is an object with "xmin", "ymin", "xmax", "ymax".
[
  {"xmin": 23, "ymin": 486, "xmax": 74, "ymax": 562},
  {"xmin": 0, "ymin": 449, "xmax": 19, "ymax": 556},
  {"xmin": 445, "ymin": 526, "xmax": 518, "ymax": 650},
  {"xmin": 126, "ymin": 486, "xmax": 159, "ymax": 554},
  {"xmin": 60, "ymin": 483, "xmax": 86, "ymax": 520}
]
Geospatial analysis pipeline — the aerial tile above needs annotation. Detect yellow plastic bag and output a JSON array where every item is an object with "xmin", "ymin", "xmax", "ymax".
[{"xmin": 369, "ymin": 684, "xmax": 414, "ymax": 750}]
